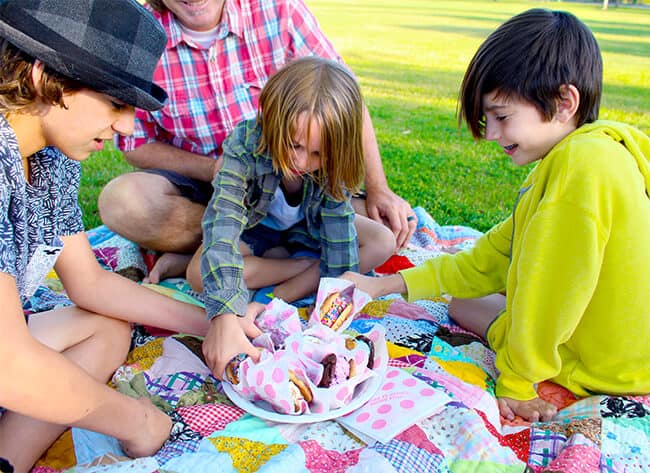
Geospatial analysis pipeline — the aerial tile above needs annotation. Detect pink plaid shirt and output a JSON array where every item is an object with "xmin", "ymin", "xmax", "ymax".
[{"xmin": 117, "ymin": 0, "xmax": 341, "ymax": 158}]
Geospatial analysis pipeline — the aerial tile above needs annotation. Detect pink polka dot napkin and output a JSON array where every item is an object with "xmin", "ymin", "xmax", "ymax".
[{"xmin": 337, "ymin": 366, "xmax": 451, "ymax": 444}]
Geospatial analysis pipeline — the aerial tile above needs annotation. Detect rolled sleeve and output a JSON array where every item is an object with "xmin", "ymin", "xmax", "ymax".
[{"xmin": 201, "ymin": 122, "xmax": 257, "ymax": 319}]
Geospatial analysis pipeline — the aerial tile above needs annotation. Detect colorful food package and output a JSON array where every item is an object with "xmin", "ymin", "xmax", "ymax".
[{"xmin": 309, "ymin": 277, "xmax": 372, "ymax": 332}]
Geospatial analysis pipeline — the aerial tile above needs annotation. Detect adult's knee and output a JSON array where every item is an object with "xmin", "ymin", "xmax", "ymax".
[{"xmin": 98, "ymin": 175, "xmax": 145, "ymax": 227}]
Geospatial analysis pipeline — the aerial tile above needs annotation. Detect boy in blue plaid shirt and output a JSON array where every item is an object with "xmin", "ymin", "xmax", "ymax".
[{"xmin": 187, "ymin": 57, "xmax": 395, "ymax": 379}]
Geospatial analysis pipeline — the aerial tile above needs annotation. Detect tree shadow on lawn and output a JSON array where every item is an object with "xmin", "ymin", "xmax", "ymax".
[{"xmin": 401, "ymin": 22, "xmax": 650, "ymax": 59}]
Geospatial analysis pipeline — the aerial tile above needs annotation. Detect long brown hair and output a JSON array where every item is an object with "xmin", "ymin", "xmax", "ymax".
[
  {"xmin": 257, "ymin": 57, "xmax": 365, "ymax": 201},
  {"xmin": 144, "ymin": 0, "xmax": 166, "ymax": 12}
]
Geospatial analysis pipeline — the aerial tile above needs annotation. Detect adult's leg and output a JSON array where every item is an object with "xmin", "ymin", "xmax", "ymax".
[
  {"xmin": 448, "ymin": 294, "xmax": 506, "ymax": 339},
  {"xmin": 98, "ymin": 172, "xmax": 205, "ymax": 253},
  {"xmin": 0, "ymin": 307, "xmax": 132, "ymax": 472}
]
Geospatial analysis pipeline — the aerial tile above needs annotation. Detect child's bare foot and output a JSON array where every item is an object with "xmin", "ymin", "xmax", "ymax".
[
  {"xmin": 497, "ymin": 396, "xmax": 557, "ymax": 422},
  {"xmin": 120, "ymin": 398, "xmax": 172, "ymax": 458},
  {"xmin": 143, "ymin": 252, "xmax": 192, "ymax": 284}
]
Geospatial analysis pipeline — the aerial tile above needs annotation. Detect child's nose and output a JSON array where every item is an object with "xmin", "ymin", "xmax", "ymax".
[
  {"xmin": 113, "ymin": 107, "xmax": 135, "ymax": 136},
  {"xmin": 292, "ymin": 152, "xmax": 306, "ymax": 169},
  {"xmin": 484, "ymin": 119, "xmax": 499, "ymax": 141}
]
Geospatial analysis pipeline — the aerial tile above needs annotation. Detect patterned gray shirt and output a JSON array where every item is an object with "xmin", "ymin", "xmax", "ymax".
[
  {"xmin": 0, "ymin": 114, "xmax": 84, "ymax": 304},
  {"xmin": 201, "ymin": 119, "xmax": 359, "ymax": 319}
]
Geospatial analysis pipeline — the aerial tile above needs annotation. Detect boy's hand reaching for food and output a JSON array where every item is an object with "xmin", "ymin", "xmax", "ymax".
[
  {"xmin": 497, "ymin": 396, "xmax": 557, "ymax": 422},
  {"xmin": 203, "ymin": 313, "xmax": 261, "ymax": 380}
]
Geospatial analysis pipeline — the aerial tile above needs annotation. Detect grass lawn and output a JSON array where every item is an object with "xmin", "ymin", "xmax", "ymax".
[{"xmin": 80, "ymin": 0, "xmax": 650, "ymax": 232}]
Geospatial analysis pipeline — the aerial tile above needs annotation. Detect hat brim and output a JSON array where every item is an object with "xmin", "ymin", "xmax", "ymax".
[{"xmin": 0, "ymin": 20, "xmax": 167, "ymax": 111}]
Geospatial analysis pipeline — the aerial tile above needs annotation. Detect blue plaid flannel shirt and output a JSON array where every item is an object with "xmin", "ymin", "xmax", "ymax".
[{"xmin": 201, "ymin": 119, "xmax": 359, "ymax": 319}]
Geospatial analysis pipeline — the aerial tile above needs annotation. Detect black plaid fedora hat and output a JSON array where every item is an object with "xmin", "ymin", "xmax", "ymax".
[{"xmin": 0, "ymin": 0, "xmax": 168, "ymax": 111}]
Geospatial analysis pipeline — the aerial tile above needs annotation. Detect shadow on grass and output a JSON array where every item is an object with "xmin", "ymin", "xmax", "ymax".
[{"xmin": 400, "ymin": 22, "xmax": 650, "ymax": 59}]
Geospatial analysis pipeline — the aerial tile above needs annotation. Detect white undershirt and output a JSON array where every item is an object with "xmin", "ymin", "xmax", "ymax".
[
  {"xmin": 261, "ymin": 186, "xmax": 304, "ymax": 230},
  {"xmin": 178, "ymin": 23, "xmax": 219, "ymax": 48}
]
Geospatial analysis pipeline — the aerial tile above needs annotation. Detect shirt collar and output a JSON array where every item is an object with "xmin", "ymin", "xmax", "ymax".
[{"xmin": 158, "ymin": 0, "xmax": 244, "ymax": 50}]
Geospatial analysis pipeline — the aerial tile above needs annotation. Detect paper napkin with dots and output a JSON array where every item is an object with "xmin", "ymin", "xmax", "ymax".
[{"xmin": 337, "ymin": 366, "xmax": 451, "ymax": 444}]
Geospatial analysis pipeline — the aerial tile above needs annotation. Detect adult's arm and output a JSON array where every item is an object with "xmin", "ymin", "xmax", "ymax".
[
  {"xmin": 124, "ymin": 142, "xmax": 222, "ymax": 183},
  {"xmin": 360, "ymin": 106, "xmax": 416, "ymax": 248},
  {"xmin": 286, "ymin": 0, "xmax": 416, "ymax": 247},
  {"xmin": 55, "ymin": 232, "xmax": 210, "ymax": 336}
]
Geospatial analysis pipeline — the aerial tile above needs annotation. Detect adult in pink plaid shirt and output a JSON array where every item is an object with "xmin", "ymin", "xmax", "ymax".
[{"xmin": 98, "ymin": 0, "xmax": 416, "ymax": 283}]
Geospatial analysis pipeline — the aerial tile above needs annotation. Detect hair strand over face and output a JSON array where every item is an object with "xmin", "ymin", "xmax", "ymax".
[{"xmin": 257, "ymin": 56, "xmax": 365, "ymax": 201}]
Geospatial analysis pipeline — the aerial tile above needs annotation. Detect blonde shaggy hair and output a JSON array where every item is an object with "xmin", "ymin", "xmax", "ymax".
[{"xmin": 257, "ymin": 56, "xmax": 365, "ymax": 202}]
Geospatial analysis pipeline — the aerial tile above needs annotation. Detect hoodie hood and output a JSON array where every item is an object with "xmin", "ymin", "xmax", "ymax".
[{"xmin": 573, "ymin": 120, "xmax": 650, "ymax": 195}]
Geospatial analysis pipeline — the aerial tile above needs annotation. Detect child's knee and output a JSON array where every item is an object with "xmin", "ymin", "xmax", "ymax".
[
  {"xmin": 377, "ymin": 224, "xmax": 397, "ymax": 256},
  {"xmin": 186, "ymin": 252, "xmax": 203, "ymax": 293},
  {"xmin": 360, "ymin": 223, "xmax": 396, "ymax": 270},
  {"xmin": 93, "ymin": 317, "xmax": 132, "ymax": 370}
]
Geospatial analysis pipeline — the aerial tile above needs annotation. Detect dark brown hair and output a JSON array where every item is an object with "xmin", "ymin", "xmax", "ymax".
[
  {"xmin": 0, "ymin": 39, "xmax": 83, "ymax": 113},
  {"xmin": 458, "ymin": 9, "xmax": 602, "ymax": 138}
]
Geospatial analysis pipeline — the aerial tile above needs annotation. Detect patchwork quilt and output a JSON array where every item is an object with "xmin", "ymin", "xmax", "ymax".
[{"xmin": 31, "ymin": 207, "xmax": 650, "ymax": 473}]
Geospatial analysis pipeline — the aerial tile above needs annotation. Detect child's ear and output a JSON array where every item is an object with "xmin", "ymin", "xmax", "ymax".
[{"xmin": 555, "ymin": 84, "xmax": 580, "ymax": 124}]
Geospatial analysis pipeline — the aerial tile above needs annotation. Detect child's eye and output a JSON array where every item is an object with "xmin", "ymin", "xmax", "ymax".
[
  {"xmin": 496, "ymin": 115, "xmax": 508, "ymax": 121},
  {"xmin": 291, "ymin": 143, "xmax": 303, "ymax": 150},
  {"xmin": 111, "ymin": 100, "xmax": 126, "ymax": 111}
]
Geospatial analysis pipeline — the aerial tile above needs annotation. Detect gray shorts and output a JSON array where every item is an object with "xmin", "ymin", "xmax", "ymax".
[{"xmin": 143, "ymin": 169, "xmax": 213, "ymax": 205}]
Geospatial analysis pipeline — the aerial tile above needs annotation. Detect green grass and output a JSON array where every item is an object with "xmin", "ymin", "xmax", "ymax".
[{"xmin": 80, "ymin": 0, "xmax": 650, "ymax": 231}]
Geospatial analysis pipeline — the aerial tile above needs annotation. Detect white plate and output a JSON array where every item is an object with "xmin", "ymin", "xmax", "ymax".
[{"xmin": 223, "ymin": 367, "xmax": 385, "ymax": 424}]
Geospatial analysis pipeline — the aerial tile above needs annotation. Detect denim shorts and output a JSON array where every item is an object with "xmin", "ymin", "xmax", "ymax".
[
  {"xmin": 0, "ymin": 456, "xmax": 14, "ymax": 472},
  {"xmin": 241, "ymin": 224, "xmax": 319, "ymax": 258},
  {"xmin": 143, "ymin": 169, "xmax": 213, "ymax": 205}
]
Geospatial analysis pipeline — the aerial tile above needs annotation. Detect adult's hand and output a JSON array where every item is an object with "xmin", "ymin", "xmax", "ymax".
[
  {"xmin": 365, "ymin": 187, "xmax": 416, "ymax": 249},
  {"xmin": 202, "ymin": 313, "xmax": 260, "ymax": 380}
]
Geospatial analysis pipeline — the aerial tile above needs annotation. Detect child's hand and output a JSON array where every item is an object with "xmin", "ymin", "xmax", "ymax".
[
  {"xmin": 339, "ymin": 271, "xmax": 406, "ymax": 299},
  {"xmin": 241, "ymin": 302, "xmax": 264, "ymax": 338},
  {"xmin": 203, "ymin": 313, "xmax": 261, "ymax": 380},
  {"xmin": 497, "ymin": 396, "xmax": 557, "ymax": 422},
  {"xmin": 120, "ymin": 397, "xmax": 172, "ymax": 457}
]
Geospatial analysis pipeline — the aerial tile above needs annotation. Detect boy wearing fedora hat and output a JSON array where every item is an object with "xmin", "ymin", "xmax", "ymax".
[{"xmin": 0, "ymin": 0, "xmax": 216, "ymax": 469}]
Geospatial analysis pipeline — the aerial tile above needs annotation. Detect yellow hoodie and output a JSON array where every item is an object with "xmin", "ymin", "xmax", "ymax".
[{"xmin": 401, "ymin": 121, "xmax": 650, "ymax": 400}]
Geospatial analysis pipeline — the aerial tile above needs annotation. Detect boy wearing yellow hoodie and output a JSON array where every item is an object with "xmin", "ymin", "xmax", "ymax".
[{"xmin": 342, "ymin": 8, "xmax": 650, "ymax": 423}]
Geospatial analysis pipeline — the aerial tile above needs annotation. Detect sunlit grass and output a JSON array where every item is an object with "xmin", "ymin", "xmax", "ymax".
[{"xmin": 80, "ymin": 0, "xmax": 650, "ymax": 231}]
